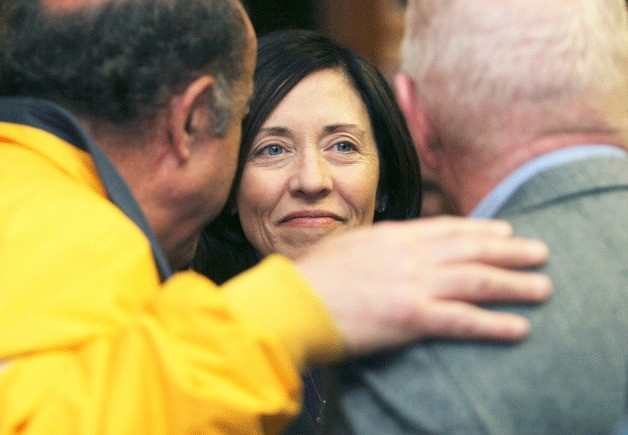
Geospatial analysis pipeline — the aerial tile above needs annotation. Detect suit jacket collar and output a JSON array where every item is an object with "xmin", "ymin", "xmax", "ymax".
[{"xmin": 496, "ymin": 157, "xmax": 628, "ymax": 218}]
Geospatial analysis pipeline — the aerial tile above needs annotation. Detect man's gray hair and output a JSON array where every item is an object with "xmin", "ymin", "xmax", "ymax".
[{"xmin": 401, "ymin": 0, "xmax": 628, "ymax": 148}]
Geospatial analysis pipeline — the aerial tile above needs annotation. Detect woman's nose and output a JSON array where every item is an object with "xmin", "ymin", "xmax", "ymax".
[{"xmin": 288, "ymin": 150, "xmax": 333, "ymax": 197}]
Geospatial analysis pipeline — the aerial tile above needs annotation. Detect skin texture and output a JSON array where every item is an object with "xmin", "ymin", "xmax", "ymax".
[{"xmin": 237, "ymin": 69, "xmax": 380, "ymax": 259}]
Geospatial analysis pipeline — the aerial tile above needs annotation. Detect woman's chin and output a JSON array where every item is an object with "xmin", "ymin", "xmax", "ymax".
[{"xmin": 276, "ymin": 227, "xmax": 344, "ymax": 259}]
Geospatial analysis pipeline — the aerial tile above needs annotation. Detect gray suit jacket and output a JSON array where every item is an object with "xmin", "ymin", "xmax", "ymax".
[{"xmin": 323, "ymin": 157, "xmax": 628, "ymax": 434}]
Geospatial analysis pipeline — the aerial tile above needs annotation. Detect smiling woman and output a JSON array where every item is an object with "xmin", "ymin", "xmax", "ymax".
[
  {"xmin": 237, "ymin": 68, "xmax": 381, "ymax": 259},
  {"xmin": 192, "ymin": 29, "xmax": 422, "ymax": 432},
  {"xmin": 194, "ymin": 29, "xmax": 421, "ymax": 284}
]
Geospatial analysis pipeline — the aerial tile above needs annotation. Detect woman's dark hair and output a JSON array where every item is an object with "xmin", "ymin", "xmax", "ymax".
[{"xmin": 193, "ymin": 29, "xmax": 422, "ymax": 283}]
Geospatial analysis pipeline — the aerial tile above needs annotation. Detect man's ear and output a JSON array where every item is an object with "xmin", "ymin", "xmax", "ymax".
[
  {"xmin": 167, "ymin": 75, "xmax": 215, "ymax": 162},
  {"xmin": 395, "ymin": 72, "xmax": 439, "ymax": 170}
]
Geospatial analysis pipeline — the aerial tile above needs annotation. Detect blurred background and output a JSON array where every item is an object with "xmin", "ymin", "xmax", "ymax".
[{"xmin": 241, "ymin": 0, "xmax": 407, "ymax": 78}]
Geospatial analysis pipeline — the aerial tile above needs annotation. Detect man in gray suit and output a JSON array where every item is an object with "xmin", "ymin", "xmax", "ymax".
[{"xmin": 324, "ymin": 0, "xmax": 628, "ymax": 433}]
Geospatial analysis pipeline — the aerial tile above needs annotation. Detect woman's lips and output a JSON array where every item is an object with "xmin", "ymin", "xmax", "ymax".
[{"xmin": 279, "ymin": 211, "xmax": 344, "ymax": 227}]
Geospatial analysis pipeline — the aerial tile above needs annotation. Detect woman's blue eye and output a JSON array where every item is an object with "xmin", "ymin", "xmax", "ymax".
[
  {"xmin": 335, "ymin": 142, "xmax": 355, "ymax": 152},
  {"xmin": 265, "ymin": 145, "xmax": 283, "ymax": 156}
]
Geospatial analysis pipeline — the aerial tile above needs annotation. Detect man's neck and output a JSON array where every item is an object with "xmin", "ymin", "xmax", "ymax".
[{"xmin": 451, "ymin": 132, "xmax": 625, "ymax": 215}]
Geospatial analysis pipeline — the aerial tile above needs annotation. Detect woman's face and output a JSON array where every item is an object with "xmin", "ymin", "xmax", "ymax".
[{"xmin": 237, "ymin": 68, "xmax": 380, "ymax": 259}]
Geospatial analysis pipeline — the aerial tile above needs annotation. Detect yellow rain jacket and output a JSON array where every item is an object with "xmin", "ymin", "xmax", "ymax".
[{"xmin": 0, "ymin": 98, "xmax": 343, "ymax": 434}]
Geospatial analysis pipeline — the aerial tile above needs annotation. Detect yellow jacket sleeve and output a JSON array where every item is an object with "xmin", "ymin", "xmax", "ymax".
[
  {"xmin": 1, "ymin": 266, "xmax": 342, "ymax": 434},
  {"xmin": 0, "ymin": 126, "xmax": 344, "ymax": 434}
]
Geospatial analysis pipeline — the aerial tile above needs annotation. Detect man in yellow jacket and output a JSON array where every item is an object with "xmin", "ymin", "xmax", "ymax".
[{"xmin": 0, "ymin": 0, "xmax": 552, "ymax": 433}]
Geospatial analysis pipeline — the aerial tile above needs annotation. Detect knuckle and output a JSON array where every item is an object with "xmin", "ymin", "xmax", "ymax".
[
  {"xmin": 451, "ymin": 317, "xmax": 480, "ymax": 338},
  {"xmin": 387, "ymin": 296, "xmax": 430, "ymax": 340},
  {"xmin": 469, "ymin": 268, "xmax": 494, "ymax": 296},
  {"xmin": 444, "ymin": 265, "xmax": 496, "ymax": 300}
]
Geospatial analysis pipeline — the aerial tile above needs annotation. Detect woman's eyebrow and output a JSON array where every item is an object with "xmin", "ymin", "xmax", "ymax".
[
  {"xmin": 324, "ymin": 124, "xmax": 366, "ymax": 137},
  {"xmin": 256, "ymin": 126, "xmax": 291, "ymax": 136},
  {"xmin": 256, "ymin": 124, "xmax": 367, "ymax": 138}
]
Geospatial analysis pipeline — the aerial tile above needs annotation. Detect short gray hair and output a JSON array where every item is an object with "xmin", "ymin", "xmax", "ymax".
[
  {"xmin": 401, "ymin": 0, "xmax": 628, "ymax": 148},
  {"xmin": 210, "ymin": 72, "xmax": 238, "ymax": 136}
]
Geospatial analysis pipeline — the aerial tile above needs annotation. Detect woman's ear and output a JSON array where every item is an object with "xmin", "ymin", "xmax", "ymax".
[
  {"xmin": 167, "ymin": 75, "xmax": 215, "ymax": 162},
  {"xmin": 394, "ymin": 73, "xmax": 439, "ymax": 171}
]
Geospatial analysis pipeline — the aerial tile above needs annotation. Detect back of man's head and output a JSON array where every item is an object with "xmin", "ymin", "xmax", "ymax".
[
  {"xmin": 401, "ymin": 0, "xmax": 628, "ymax": 150},
  {"xmin": 0, "ymin": 0, "xmax": 248, "ymax": 136}
]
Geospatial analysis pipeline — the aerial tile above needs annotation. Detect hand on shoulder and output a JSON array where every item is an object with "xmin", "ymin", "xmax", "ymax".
[{"xmin": 295, "ymin": 216, "xmax": 552, "ymax": 355}]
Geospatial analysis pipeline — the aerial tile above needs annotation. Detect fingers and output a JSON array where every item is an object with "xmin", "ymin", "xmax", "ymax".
[
  {"xmin": 428, "ymin": 235, "xmax": 549, "ymax": 268},
  {"xmin": 298, "ymin": 216, "xmax": 553, "ymax": 355},
  {"xmin": 415, "ymin": 300, "xmax": 532, "ymax": 341},
  {"xmin": 430, "ymin": 264, "xmax": 552, "ymax": 303},
  {"xmin": 483, "ymin": 237, "xmax": 549, "ymax": 267},
  {"xmin": 375, "ymin": 217, "xmax": 548, "ymax": 269},
  {"xmin": 401, "ymin": 216, "xmax": 514, "ymax": 239},
  {"xmin": 348, "ymin": 298, "xmax": 534, "ymax": 354}
]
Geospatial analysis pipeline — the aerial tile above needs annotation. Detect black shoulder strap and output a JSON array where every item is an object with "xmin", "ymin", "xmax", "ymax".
[{"xmin": 0, "ymin": 97, "xmax": 173, "ymax": 281}]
